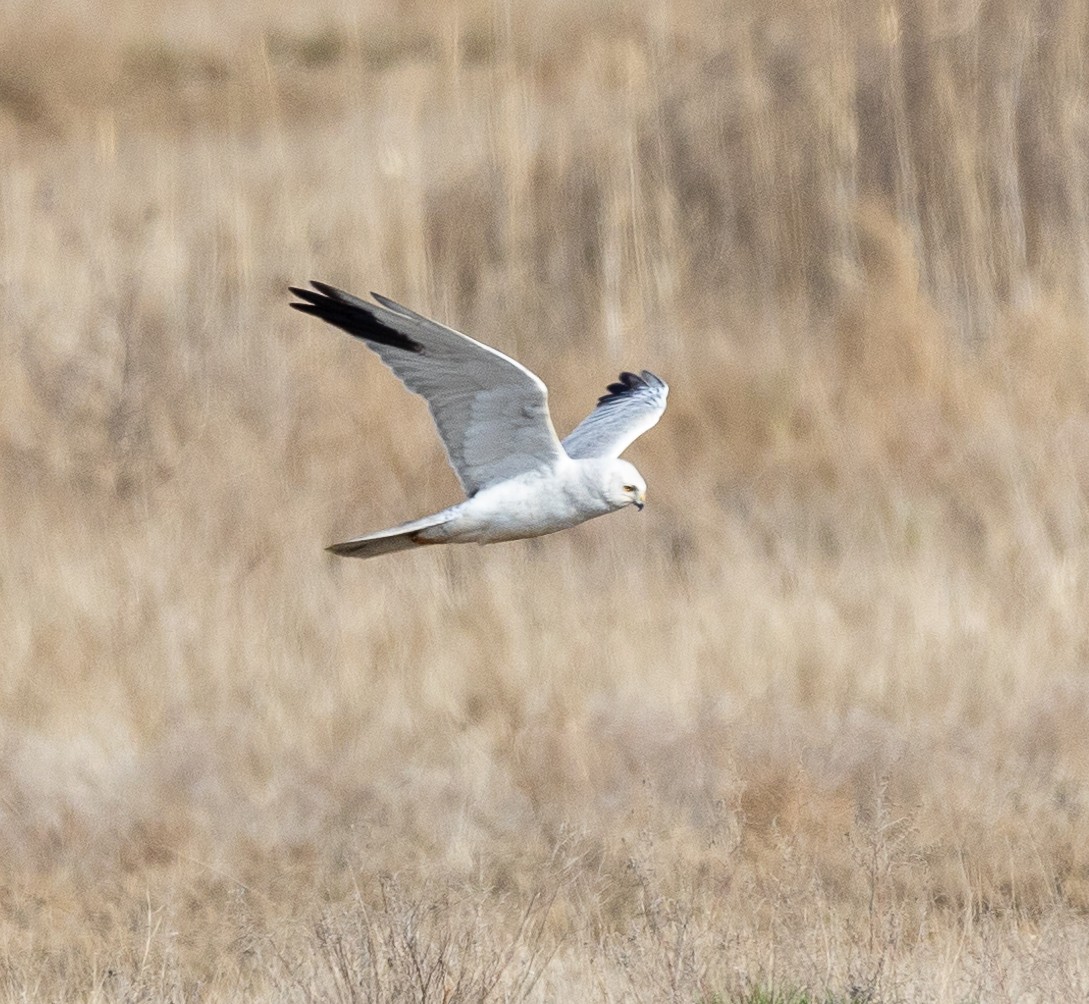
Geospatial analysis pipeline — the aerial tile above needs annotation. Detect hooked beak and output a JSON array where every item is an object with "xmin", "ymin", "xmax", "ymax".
[{"xmin": 634, "ymin": 489, "xmax": 646, "ymax": 511}]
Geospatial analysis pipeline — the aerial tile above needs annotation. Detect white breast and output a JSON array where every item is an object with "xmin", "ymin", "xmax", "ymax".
[{"xmin": 427, "ymin": 463, "xmax": 614, "ymax": 544}]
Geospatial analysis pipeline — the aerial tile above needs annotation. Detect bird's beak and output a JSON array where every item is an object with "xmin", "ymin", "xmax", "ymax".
[{"xmin": 634, "ymin": 490, "xmax": 646, "ymax": 511}]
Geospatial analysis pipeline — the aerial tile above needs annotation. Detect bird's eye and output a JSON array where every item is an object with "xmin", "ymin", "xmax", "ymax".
[{"xmin": 623, "ymin": 484, "xmax": 636, "ymax": 493}]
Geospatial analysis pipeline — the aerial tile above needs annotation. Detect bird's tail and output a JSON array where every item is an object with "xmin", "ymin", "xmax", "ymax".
[{"xmin": 326, "ymin": 512, "xmax": 452, "ymax": 560}]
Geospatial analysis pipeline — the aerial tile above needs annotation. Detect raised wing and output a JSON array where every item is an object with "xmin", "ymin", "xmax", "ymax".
[
  {"xmin": 290, "ymin": 282, "xmax": 566, "ymax": 495},
  {"xmin": 562, "ymin": 370, "xmax": 668, "ymax": 460}
]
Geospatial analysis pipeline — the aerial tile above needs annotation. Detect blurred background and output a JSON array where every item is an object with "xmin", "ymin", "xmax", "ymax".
[{"xmin": 2, "ymin": 0, "xmax": 1089, "ymax": 999}]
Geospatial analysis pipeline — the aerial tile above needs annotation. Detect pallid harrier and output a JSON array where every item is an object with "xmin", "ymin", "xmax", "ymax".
[{"xmin": 290, "ymin": 282, "xmax": 668, "ymax": 559}]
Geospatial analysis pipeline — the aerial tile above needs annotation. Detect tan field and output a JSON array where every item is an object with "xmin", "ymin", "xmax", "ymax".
[{"xmin": 3, "ymin": 0, "xmax": 1089, "ymax": 999}]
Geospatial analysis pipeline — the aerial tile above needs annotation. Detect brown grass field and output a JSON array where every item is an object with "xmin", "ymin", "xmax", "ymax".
[{"xmin": 3, "ymin": 0, "xmax": 1089, "ymax": 999}]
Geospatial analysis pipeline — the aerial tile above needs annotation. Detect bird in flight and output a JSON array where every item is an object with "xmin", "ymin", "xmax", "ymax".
[{"xmin": 289, "ymin": 282, "xmax": 668, "ymax": 559}]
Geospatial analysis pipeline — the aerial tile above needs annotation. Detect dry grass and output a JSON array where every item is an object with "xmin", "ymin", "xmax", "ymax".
[{"xmin": 3, "ymin": 0, "xmax": 1089, "ymax": 999}]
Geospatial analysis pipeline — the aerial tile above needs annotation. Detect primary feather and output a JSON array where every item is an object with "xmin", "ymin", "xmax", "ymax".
[{"xmin": 561, "ymin": 370, "xmax": 669, "ymax": 460}]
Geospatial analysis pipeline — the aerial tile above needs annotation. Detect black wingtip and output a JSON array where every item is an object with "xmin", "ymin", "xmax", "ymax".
[
  {"xmin": 596, "ymin": 370, "xmax": 666, "ymax": 406},
  {"xmin": 288, "ymin": 282, "xmax": 331, "ymax": 310},
  {"xmin": 310, "ymin": 280, "xmax": 344, "ymax": 300},
  {"xmin": 287, "ymin": 280, "xmax": 425, "ymax": 354}
]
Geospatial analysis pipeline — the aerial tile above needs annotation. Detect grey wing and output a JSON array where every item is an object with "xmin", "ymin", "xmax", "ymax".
[
  {"xmin": 562, "ymin": 370, "xmax": 668, "ymax": 459},
  {"xmin": 290, "ymin": 282, "xmax": 566, "ymax": 495}
]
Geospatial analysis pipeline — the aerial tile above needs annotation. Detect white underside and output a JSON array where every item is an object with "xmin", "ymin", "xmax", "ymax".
[
  {"xmin": 418, "ymin": 462, "xmax": 618, "ymax": 544},
  {"xmin": 328, "ymin": 456, "xmax": 641, "ymax": 558}
]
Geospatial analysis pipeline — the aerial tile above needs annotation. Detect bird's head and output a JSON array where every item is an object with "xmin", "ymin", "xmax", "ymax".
[{"xmin": 605, "ymin": 459, "xmax": 647, "ymax": 511}]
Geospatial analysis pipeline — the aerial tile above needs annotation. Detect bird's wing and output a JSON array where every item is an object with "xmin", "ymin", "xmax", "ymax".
[
  {"xmin": 561, "ymin": 370, "xmax": 668, "ymax": 459},
  {"xmin": 290, "ymin": 282, "xmax": 566, "ymax": 495}
]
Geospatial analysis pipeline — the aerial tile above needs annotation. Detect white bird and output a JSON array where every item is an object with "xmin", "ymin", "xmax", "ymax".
[{"xmin": 290, "ymin": 282, "xmax": 668, "ymax": 559}]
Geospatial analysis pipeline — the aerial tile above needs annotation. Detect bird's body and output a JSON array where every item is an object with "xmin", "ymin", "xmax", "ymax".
[
  {"xmin": 289, "ymin": 282, "xmax": 667, "ymax": 559},
  {"xmin": 354, "ymin": 456, "xmax": 645, "ymax": 555}
]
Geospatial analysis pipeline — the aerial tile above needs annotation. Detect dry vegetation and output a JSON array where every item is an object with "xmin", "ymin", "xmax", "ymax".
[{"xmin": 2, "ymin": 0, "xmax": 1089, "ymax": 999}]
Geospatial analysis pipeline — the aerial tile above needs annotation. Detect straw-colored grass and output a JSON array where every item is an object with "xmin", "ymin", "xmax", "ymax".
[{"xmin": 2, "ymin": 0, "xmax": 1089, "ymax": 999}]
